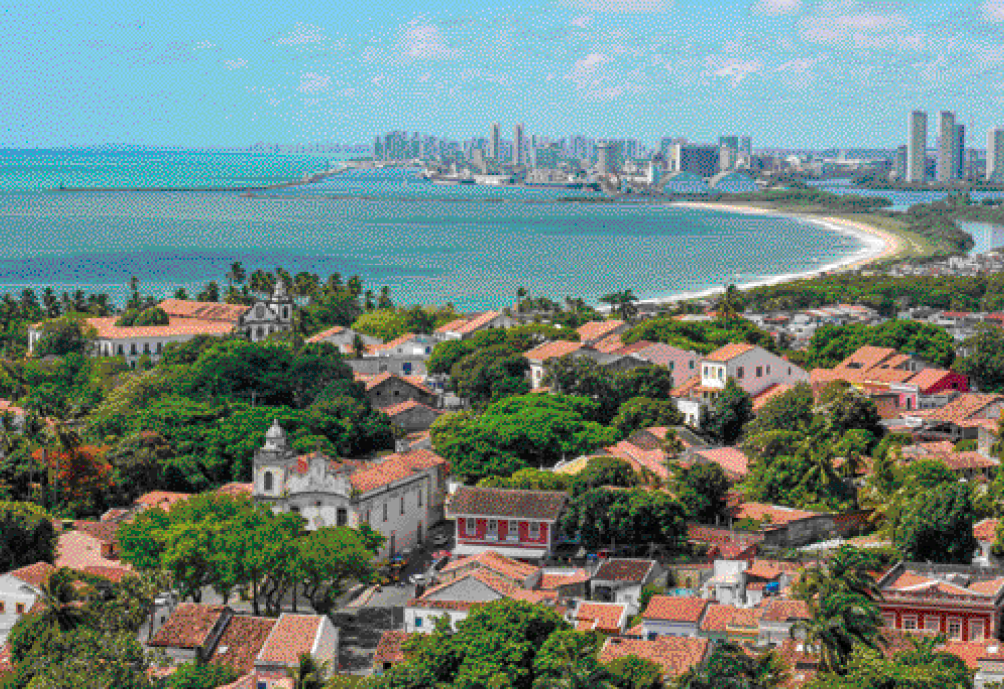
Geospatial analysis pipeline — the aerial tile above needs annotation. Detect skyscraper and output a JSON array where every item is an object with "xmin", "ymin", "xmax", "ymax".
[
  {"xmin": 718, "ymin": 136, "xmax": 740, "ymax": 152},
  {"xmin": 988, "ymin": 128, "xmax": 1004, "ymax": 180},
  {"xmin": 937, "ymin": 110, "xmax": 957, "ymax": 182},
  {"xmin": 595, "ymin": 142, "xmax": 616, "ymax": 175},
  {"xmin": 956, "ymin": 124, "xmax": 966, "ymax": 180},
  {"xmin": 907, "ymin": 110, "xmax": 927, "ymax": 183},
  {"xmin": 740, "ymin": 136, "xmax": 752, "ymax": 156},
  {"xmin": 489, "ymin": 123, "xmax": 501, "ymax": 160},
  {"xmin": 513, "ymin": 123, "xmax": 525, "ymax": 165}
]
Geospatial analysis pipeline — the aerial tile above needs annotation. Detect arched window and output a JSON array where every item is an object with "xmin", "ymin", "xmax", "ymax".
[
  {"xmin": 156, "ymin": 342, "xmax": 163, "ymax": 353},
  {"xmin": 256, "ymin": 326, "xmax": 264, "ymax": 339},
  {"xmin": 130, "ymin": 343, "xmax": 137, "ymax": 355},
  {"xmin": 117, "ymin": 345, "xmax": 124, "ymax": 355},
  {"xmin": 256, "ymin": 305, "xmax": 265, "ymax": 319},
  {"xmin": 143, "ymin": 343, "xmax": 150, "ymax": 354},
  {"xmin": 263, "ymin": 471, "xmax": 274, "ymax": 492},
  {"xmin": 283, "ymin": 307, "xmax": 289, "ymax": 320}
]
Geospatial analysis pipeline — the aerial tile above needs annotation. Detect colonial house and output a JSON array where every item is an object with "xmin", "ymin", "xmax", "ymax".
[
  {"xmin": 591, "ymin": 559, "xmax": 661, "ymax": 614},
  {"xmin": 147, "ymin": 604, "xmax": 236, "ymax": 664},
  {"xmin": 571, "ymin": 601, "xmax": 629, "ymax": 635},
  {"xmin": 254, "ymin": 613, "xmax": 338, "ymax": 676},
  {"xmin": 903, "ymin": 394, "xmax": 1004, "ymax": 442},
  {"xmin": 615, "ymin": 342, "xmax": 700, "ymax": 380},
  {"xmin": 698, "ymin": 603, "xmax": 741, "ymax": 644},
  {"xmin": 637, "ymin": 596, "xmax": 710, "ymax": 639},
  {"xmin": 305, "ymin": 326, "xmax": 382, "ymax": 355},
  {"xmin": 757, "ymin": 598, "xmax": 811, "ymax": 646},
  {"xmin": 435, "ymin": 311, "xmax": 511, "ymax": 340},
  {"xmin": 899, "ymin": 441, "xmax": 1000, "ymax": 482},
  {"xmin": 673, "ymin": 344, "xmax": 808, "ymax": 427},
  {"xmin": 0, "ymin": 562, "xmax": 53, "ymax": 644},
  {"xmin": 252, "ymin": 422, "xmax": 448, "ymax": 557},
  {"xmin": 523, "ymin": 340, "xmax": 585, "ymax": 389},
  {"xmin": 598, "ymin": 637, "xmax": 709, "ymax": 684},
  {"xmin": 576, "ymin": 320, "xmax": 630, "ymax": 347},
  {"xmin": 381, "ymin": 400, "xmax": 442, "ymax": 435},
  {"xmin": 28, "ymin": 283, "xmax": 294, "ymax": 366},
  {"xmin": 364, "ymin": 372, "xmax": 438, "ymax": 410},
  {"xmin": 447, "ymin": 486, "xmax": 568, "ymax": 560},
  {"xmin": 877, "ymin": 562, "xmax": 1004, "ymax": 642},
  {"xmin": 438, "ymin": 551, "xmax": 543, "ymax": 589}
]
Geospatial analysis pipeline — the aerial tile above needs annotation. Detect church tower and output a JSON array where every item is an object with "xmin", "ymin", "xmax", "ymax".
[
  {"xmin": 269, "ymin": 278, "xmax": 294, "ymax": 329},
  {"xmin": 253, "ymin": 420, "xmax": 296, "ymax": 502}
]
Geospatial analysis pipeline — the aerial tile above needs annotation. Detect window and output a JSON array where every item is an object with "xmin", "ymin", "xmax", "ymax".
[
  {"xmin": 143, "ymin": 343, "xmax": 150, "ymax": 354},
  {"xmin": 383, "ymin": 503, "xmax": 388, "ymax": 522},
  {"xmin": 156, "ymin": 342, "xmax": 163, "ymax": 353},
  {"xmin": 465, "ymin": 518, "xmax": 475, "ymax": 536},
  {"xmin": 529, "ymin": 522, "xmax": 540, "ymax": 539},
  {"xmin": 507, "ymin": 520, "xmax": 519, "ymax": 541},
  {"xmin": 364, "ymin": 511, "xmax": 370, "ymax": 524},
  {"xmin": 488, "ymin": 519, "xmax": 498, "ymax": 539},
  {"xmin": 401, "ymin": 496, "xmax": 405, "ymax": 515},
  {"xmin": 766, "ymin": 365, "xmax": 771, "ymax": 375},
  {"xmin": 717, "ymin": 368, "xmax": 724, "ymax": 380},
  {"xmin": 15, "ymin": 603, "xmax": 25, "ymax": 614},
  {"xmin": 756, "ymin": 366, "xmax": 763, "ymax": 377},
  {"xmin": 337, "ymin": 508, "xmax": 348, "ymax": 526},
  {"xmin": 689, "ymin": 360, "xmax": 695, "ymax": 369},
  {"xmin": 256, "ymin": 305, "xmax": 265, "ymax": 319},
  {"xmin": 948, "ymin": 618, "xmax": 963, "ymax": 640},
  {"xmin": 417, "ymin": 489, "xmax": 423, "ymax": 507},
  {"xmin": 263, "ymin": 471, "xmax": 274, "ymax": 493},
  {"xmin": 971, "ymin": 619, "xmax": 986, "ymax": 640},
  {"xmin": 882, "ymin": 613, "xmax": 896, "ymax": 628},
  {"xmin": 902, "ymin": 616, "xmax": 917, "ymax": 631},
  {"xmin": 117, "ymin": 345, "xmax": 123, "ymax": 355},
  {"xmin": 924, "ymin": 616, "xmax": 940, "ymax": 632},
  {"xmin": 736, "ymin": 366, "xmax": 744, "ymax": 379},
  {"xmin": 0, "ymin": 601, "xmax": 4, "ymax": 613},
  {"xmin": 130, "ymin": 343, "xmax": 137, "ymax": 355},
  {"xmin": 283, "ymin": 307, "xmax": 289, "ymax": 320},
  {"xmin": 403, "ymin": 362, "xmax": 413, "ymax": 375},
  {"xmin": 415, "ymin": 616, "xmax": 423, "ymax": 628}
]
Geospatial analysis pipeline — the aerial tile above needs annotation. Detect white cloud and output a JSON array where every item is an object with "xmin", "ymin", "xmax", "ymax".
[
  {"xmin": 751, "ymin": 0, "xmax": 801, "ymax": 16},
  {"xmin": 799, "ymin": 5, "xmax": 914, "ymax": 50},
  {"xmin": 274, "ymin": 23, "xmax": 330, "ymax": 47},
  {"xmin": 565, "ymin": 0, "xmax": 672, "ymax": 13},
  {"xmin": 571, "ymin": 15, "xmax": 593, "ymax": 28},
  {"xmin": 705, "ymin": 57, "xmax": 763, "ymax": 85},
  {"xmin": 400, "ymin": 20, "xmax": 458, "ymax": 60},
  {"xmin": 298, "ymin": 72, "xmax": 331, "ymax": 94},
  {"xmin": 985, "ymin": 0, "xmax": 1004, "ymax": 22},
  {"xmin": 568, "ymin": 52, "xmax": 611, "ymax": 86},
  {"xmin": 222, "ymin": 58, "xmax": 248, "ymax": 70},
  {"xmin": 776, "ymin": 56, "xmax": 819, "ymax": 72}
]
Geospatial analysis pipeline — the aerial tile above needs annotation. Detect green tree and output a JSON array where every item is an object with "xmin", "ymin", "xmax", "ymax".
[
  {"xmin": 13, "ymin": 627, "xmax": 152, "ymax": 689},
  {"xmin": 0, "ymin": 501, "xmax": 56, "ymax": 571},
  {"xmin": 168, "ymin": 661, "xmax": 240, "ymax": 689},
  {"xmin": 599, "ymin": 290, "xmax": 639, "ymax": 321},
  {"xmin": 287, "ymin": 653, "xmax": 332, "ymax": 689},
  {"xmin": 562, "ymin": 487, "xmax": 687, "ymax": 551},
  {"xmin": 573, "ymin": 456, "xmax": 639, "ymax": 493},
  {"xmin": 532, "ymin": 630, "xmax": 614, "ymax": 689},
  {"xmin": 895, "ymin": 482, "xmax": 979, "ymax": 564},
  {"xmin": 451, "ymin": 348, "xmax": 531, "ymax": 403},
  {"xmin": 745, "ymin": 382, "xmax": 815, "ymax": 437},
  {"xmin": 604, "ymin": 655, "xmax": 663, "ymax": 689},
  {"xmin": 793, "ymin": 591, "xmax": 886, "ymax": 675},
  {"xmin": 673, "ymin": 462, "xmax": 730, "ymax": 523},
  {"xmin": 957, "ymin": 325, "xmax": 1004, "ymax": 391},
  {"xmin": 33, "ymin": 315, "xmax": 95, "ymax": 357},
  {"xmin": 801, "ymin": 321, "xmax": 956, "ymax": 370},
  {"xmin": 676, "ymin": 642, "xmax": 789, "ymax": 689},
  {"xmin": 825, "ymin": 388, "xmax": 883, "ymax": 438},
  {"xmin": 704, "ymin": 379, "xmax": 753, "ymax": 444},
  {"xmin": 297, "ymin": 526, "xmax": 382, "ymax": 614},
  {"xmin": 806, "ymin": 637, "xmax": 971, "ymax": 689},
  {"xmin": 610, "ymin": 396, "xmax": 683, "ymax": 436}
]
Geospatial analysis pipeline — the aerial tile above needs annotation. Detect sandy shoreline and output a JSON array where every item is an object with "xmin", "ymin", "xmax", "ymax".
[{"xmin": 637, "ymin": 201, "xmax": 904, "ymax": 306}]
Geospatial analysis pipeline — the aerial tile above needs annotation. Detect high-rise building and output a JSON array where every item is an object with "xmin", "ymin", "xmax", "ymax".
[
  {"xmin": 596, "ymin": 141, "xmax": 617, "ymax": 175},
  {"xmin": 907, "ymin": 110, "xmax": 928, "ymax": 183},
  {"xmin": 740, "ymin": 136, "xmax": 752, "ymax": 156},
  {"xmin": 489, "ymin": 123, "xmax": 501, "ymax": 160},
  {"xmin": 513, "ymin": 124, "xmax": 525, "ymax": 165},
  {"xmin": 937, "ymin": 110, "xmax": 957, "ymax": 182},
  {"xmin": 718, "ymin": 136, "xmax": 740, "ymax": 152},
  {"xmin": 893, "ymin": 145, "xmax": 908, "ymax": 179},
  {"xmin": 989, "ymin": 128, "xmax": 1004, "ymax": 180},
  {"xmin": 956, "ymin": 124, "xmax": 966, "ymax": 180},
  {"xmin": 671, "ymin": 144, "xmax": 720, "ymax": 178},
  {"xmin": 373, "ymin": 136, "xmax": 384, "ymax": 160}
]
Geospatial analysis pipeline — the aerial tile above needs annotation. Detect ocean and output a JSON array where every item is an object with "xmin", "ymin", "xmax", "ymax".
[{"xmin": 0, "ymin": 151, "xmax": 870, "ymax": 310}]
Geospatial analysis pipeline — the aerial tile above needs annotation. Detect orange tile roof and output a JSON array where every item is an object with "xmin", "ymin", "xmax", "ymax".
[
  {"xmin": 911, "ymin": 394, "xmax": 1004, "ymax": 424},
  {"xmin": 135, "ymin": 491, "xmax": 194, "ymax": 510},
  {"xmin": 745, "ymin": 562, "xmax": 784, "ymax": 581},
  {"xmin": 381, "ymin": 400, "xmax": 440, "ymax": 418},
  {"xmin": 599, "ymin": 637, "xmax": 709, "ymax": 678},
  {"xmin": 692, "ymin": 447, "xmax": 750, "ymax": 479},
  {"xmin": 593, "ymin": 333, "xmax": 626, "ymax": 353},
  {"xmin": 256, "ymin": 614, "xmax": 323, "ymax": 665},
  {"xmin": 211, "ymin": 615, "xmax": 277, "ymax": 674},
  {"xmin": 82, "ymin": 565, "xmax": 132, "ymax": 583},
  {"xmin": 834, "ymin": 346, "xmax": 899, "ymax": 373},
  {"xmin": 975, "ymin": 518, "xmax": 999, "ymax": 543},
  {"xmin": 373, "ymin": 630, "xmax": 414, "ymax": 666},
  {"xmin": 420, "ymin": 568, "xmax": 521, "ymax": 600},
  {"xmin": 671, "ymin": 375, "xmax": 702, "ymax": 397},
  {"xmin": 74, "ymin": 520, "xmax": 121, "ymax": 545},
  {"xmin": 86, "ymin": 315, "xmax": 235, "ymax": 340},
  {"xmin": 574, "ymin": 602, "xmax": 627, "ymax": 634},
  {"xmin": 349, "ymin": 449, "xmax": 447, "ymax": 494},
  {"xmin": 760, "ymin": 598, "xmax": 810, "ymax": 622},
  {"xmin": 705, "ymin": 343, "xmax": 756, "ymax": 363},
  {"xmin": 159, "ymin": 299, "xmax": 249, "ymax": 323},
  {"xmin": 699, "ymin": 603, "xmax": 740, "ymax": 633},
  {"xmin": 6, "ymin": 561, "xmax": 55, "ymax": 589},
  {"xmin": 643, "ymin": 595, "xmax": 709, "ymax": 623},
  {"xmin": 364, "ymin": 371, "xmax": 436, "ymax": 396},
  {"xmin": 538, "ymin": 569, "xmax": 591, "ymax": 590},
  {"xmin": 216, "ymin": 482, "xmax": 254, "ymax": 498},
  {"xmin": 523, "ymin": 340, "xmax": 584, "ymax": 362},
  {"xmin": 577, "ymin": 320, "xmax": 626, "ymax": 344},
  {"xmin": 441, "ymin": 550, "xmax": 540, "ymax": 583},
  {"xmin": 305, "ymin": 325, "xmax": 346, "ymax": 343},
  {"xmin": 453, "ymin": 311, "xmax": 504, "ymax": 335},
  {"xmin": 967, "ymin": 578, "xmax": 1004, "ymax": 596},
  {"xmin": 370, "ymin": 332, "xmax": 419, "ymax": 352},
  {"xmin": 729, "ymin": 502, "xmax": 821, "ymax": 525},
  {"xmin": 148, "ymin": 603, "xmax": 229, "ymax": 649},
  {"xmin": 435, "ymin": 318, "xmax": 469, "ymax": 334},
  {"xmin": 56, "ymin": 530, "xmax": 133, "ymax": 573},
  {"xmin": 0, "ymin": 400, "xmax": 25, "ymax": 416},
  {"xmin": 752, "ymin": 384, "xmax": 792, "ymax": 411}
]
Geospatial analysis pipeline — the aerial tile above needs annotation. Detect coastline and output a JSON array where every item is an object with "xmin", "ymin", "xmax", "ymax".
[{"xmin": 639, "ymin": 201, "xmax": 904, "ymax": 306}]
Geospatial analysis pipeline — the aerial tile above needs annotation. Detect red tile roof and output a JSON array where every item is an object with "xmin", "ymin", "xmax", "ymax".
[
  {"xmin": 577, "ymin": 320, "xmax": 626, "ymax": 344},
  {"xmin": 86, "ymin": 316, "xmax": 235, "ymax": 340},
  {"xmin": 834, "ymin": 346, "xmax": 899, "ymax": 372},
  {"xmin": 420, "ymin": 569, "xmax": 521, "ymax": 600},
  {"xmin": 523, "ymin": 340, "xmax": 584, "ymax": 362},
  {"xmin": 910, "ymin": 394, "xmax": 1004, "ymax": 424},
  {"xmin": 373, "ymin": 630, "xmax": 414, "ymax": 666},
  {"xmin": 211, "ymin": 616, "xmax": 277, "ymax": 674},
  {"xmin": 364, "ymin": 371, "xmax": 436, "ymax": 396},
  {"xmin": 452, "ymin": 311, "xmax": 504, "ymax": 336},
  {"xmin": 728, "ymin": 502, "xmax": 822, "ymax": 526},
  {"xmin": 350, "ymin": 449, "xmax": 447, "ymax": 494},
  {"xmin": 370, "ymin": 332, "xmax": 420, "ymax": 352},
  {"xmin": 671, "ymin": 375, "xmax": 701, "ymax": 397},
  {"xmin": 642, "ymin": 595, "xmax": 709, "ymax": 623},
  {"xmin": 760, "ymin": 598, "xmax": 811, "ymax": 622},
  {"xmin": 599, "ymin": 637, "xmax": 709, "ymax": 678},
  {"xmin": 216, "ymin": 483, "xmax": 254, "ymax": 498},
  {"xmin": 705, "ymin": 343, "xmax": 756, "ymax": 363},
  {"xmin": 435, "ymin": 318, "xmax": 469, "ymax": 334},
  {"xmin": 6, "ymin": 561, "xmax": 55, "ymax": 589},
  {"xmin": 381, "ymin": 400, "xmax": 440, "ymax": 418},
  {"xmin": 148, "ymin": 604, "xmax": 230, "ymax": 650},
  {"xmin": 159, "ymin": 299, "xmax": 249, "ymax": 323},
  {"xmin": 448, "ymin": 486, "xmax": 568, "ymax": 521},
  {"xmin": 975, "ymin": 518, "xmax": 999, "ymax": 543},
  {"xmin": 574, "ymin": 602, "xmax": 627, "ymax": 634},
  {"xmin": 256, "ymin": 614, "xmax": 323, "ymax": 666},
  {"xmin": 752, "ymin": 384, "xmax": 792, "ymax": 411},
  {"xmin": 593, "ymin": 559, "xmax": 656, "ymax": 583},
  {"xmin": 74, "ymin": 520, "xmax": 121, "ymax": 545},
  {"xmin": 82, "ymin": 565, "xmax": 132, "ymax": 583},
  {"xmin": 135, "ymin": 491, "xmax": 194, "ymax": 510},
  {"xmin": 692, "ymin": 447, "xmax": 750, "ymax": 479},
  {"xmin": 441, "ymin": 550, "xmax": 540, "ymax": 583},
  {"xmin": 699, "ymin": 603, "xmax": 740, "ymax": 633},
  {"xmin": 538, "ymin": 569, "xmax": 591, "ymax": 590},
  {"xmin": 305, "ymin": 325, "xmax": 346, "ymax": 343}
]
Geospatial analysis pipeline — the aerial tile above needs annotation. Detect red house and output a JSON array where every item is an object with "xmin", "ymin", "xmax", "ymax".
[
  {"xmin": 446, "ymin": 486, "xmax": 568, "ymax": 560},
  {"xmin": 877, "ymin": 563, "xmax": 1004, "ymax": 642}
]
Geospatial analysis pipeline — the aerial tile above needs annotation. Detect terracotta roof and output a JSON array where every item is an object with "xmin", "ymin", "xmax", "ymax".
[
  {"xmin": 216, "ymin": 483, "xmax": 254, "ymax": 498},
  {"xmin": 364, "ymin": 371, "xmax": 436, "ymax": 396},
  {"xmin": 612, "ymin": 340, "xmax": 657, "ymax": 356},
  {"xmin": 692, "ymin": 447, "xmax": 750, "ymax": 479},
  {"xmin": 419, "ymin": 568, "xmax": 521, "ymax": 600},
  {"xmin": 699, "ymin": 603, "xmax": 740, "ymax": 633},
  {"xmin": 968, "ymin": 578, "xmax": 1004, "ymax": 596},
  {"xmin": 760, "ymin": 598, "xmax": 810, "ymax": 623},
  {"xmin": 350, "ymin": 449, "xmax": 447, "ymax": 494},
  {"xmin": 74, "ymin": 520, "xmax": 120, "ymax": 545},
  {"xmin": 834, "ymin": 346, "xmax": 899, "ymax": 373},
  {"xmin": 56, "ymin": 530, "xmax": 132, "ymax": 573},
  {"xmin": 704, "ymin": 343, "xmax": 756, "ymax": 363},
  {"xmin": 574, "ymin": 602, "xmax": 627, "ymax": 634},
  {"xmin": 593, "ymin": 334, "xmax": 626, "ymax": 353},
  {"xmin": 671, "ymin": 375, "xmax": 702, "ymax": 397},
  {"xmin": 593, "ymin": 559, "xmax": 656, "ymax": 583},
  {"xmin": 452, "ymin": 311, "xmax": 503, "ymax": 335},
  {"xmin": 441, "ymin": 550, "xmax": 540, "ymax": 583},
  {"xmin": 373, "ymin": 630, "xmax": 413, "ymax": 666},
  {"xmin": 727, "ymin": 607, "xmax": 763, "ymax": 630},
  {"xmin": 538, "ymin": 569, "xmax": 591, "ymax": 590},
  {"xmin": 211, "ymin": 616, "xmax": 277, "ymax": 674},
  {"xmin": 256, "ymin": 614, "xmax": 323, "ymax": 666},
  {"xmin": 406, "ymin": 598, "xmax": 480, "ymax": 611},
  {"xmin": 435, "ymin": 318, "xmax": 469, "ymax": 334},
  {"xmin": 148, "ymin": 604, "xmax": 230, "ymax": 649},
  {"xmin": 7, "ymin": 561, "xmax": 55, "ymax": 589},
  {"xmin": 752, "ymin": 384, "xmax": 792, "ymax": 411},
  {"xmin": 381, "ymin": 400, "xmax": 440, "ymax": 418},
  {"xmin": 82, "ymin": 565, "xmax": 132, "ymax": 583},
  {"xmin": 0, "ymin": 399, "xmax": 25, "ymax": 416},
  {"xmin": 632, "ymin": 343, "xmax": 699, "ymax": 368},
  {"xmin": 745, "ymin": 562, "xmax": 784, "ymax": 581},
  {"xmin": 159, "ymin": 299, "xmax": 249, "ymax": 323},
  {"xmin": 86, "ymin": 315, "xmax": 235, "ymax": 340},
  {"xmin": 577, "ymin": 320, "xmax": 626, "ymax": 344},
  {"xmin": 305, "ymin": 325, "xmax": 346, "ymax": 343},
  {"xmin": 911, "ymin": 394, "xmax": 1004, "ymax": 425},
  {"xmin": 599, "ymin": 637, "xmax": 709, "ymax": 678},
  {"xmin": 728, "ymin": 502, "xmax": 822, "ymax": 526},
  {"xmin": 907, "ymin": 368, "xmax": 961, "ymax": 392},
  {"xmin": 370, "ymin": 332, "xmax": 419, "ymax": 352},
  {"xmin": 135, "ymin": 491, "xmax": 194, "ymax": 510},
  {"xmin": 448, "ymin": 486, "xmax": 568, "ymax": 521},
  {"xmin": 523, "ymin": 340, "xmax": 584, "ymax": 362},
  {"xmin": 975, "ymin": 518, "xmax": 999, "ymax": 543},
  {"xmin": 642, "ymin": 595, "xmax": 709, "ymax": 623}
]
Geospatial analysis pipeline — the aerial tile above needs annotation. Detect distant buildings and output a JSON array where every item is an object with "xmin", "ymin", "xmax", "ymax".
[
  {"xmin": 907, "ymin": 110, "xmax": 928, "ymax": 183},
  {"xmin": 989, "ymin": 128, "xmax": 1004, "ymax": 181},
  {"xmin": 490, "ymin": 123, "xmax": 501, "ymax": 160},
  {"xmin": 513, "ymin": 123, "xmax": 525, "ymax": 166},
  {"xmin": 938, "ymin": 110, "xmax": 958, "ymax": 182},
  {"xmin": 670, "ymin": 143, "xmax": 720, "ymax": 178}
]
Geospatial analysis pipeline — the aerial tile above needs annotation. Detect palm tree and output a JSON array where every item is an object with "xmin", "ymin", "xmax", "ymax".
[
  {"xmin": 794, "ymin": 545, "xmax": 882, "ymax": 604},
  {"xmin": 36, "ymin": 567, "xmax": 92, "ymax": 631},
  {"xmin": 516, "ymin": 286, "xmax": 528, "ymax": 313},
  {"xmin": 599, "ymin": 290, "xmax": 639, "ymax": 321},
  {"xmin": 352, "ymin": 334, "xmax": 367, "ymax": 359},
  {"xmin": 792, "ymin": 591, "xmax": 886, "ymax": 675},
  {"xmin": 717, "ymin": 283, "xmax": 742, "ymax": 323},
  {"xmin": 285, "ymin": 653, "xmax": 330, "ymax": 689},
  {"xmin": 227, "ymin": 261, "xmax": 246, "ymax": 290},
  {"xmin": 378, "ymin": 286, "xmax": 393, "ymax": 309},
  {"xmin": 249, "ymin": 269, "xmax": 269, "ymax": 298}
]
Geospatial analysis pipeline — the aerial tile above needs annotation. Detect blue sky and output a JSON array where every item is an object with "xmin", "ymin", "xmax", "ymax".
[{"xmin": 3, "ymin": 0, "xmax": 1004, "ymax": 148}]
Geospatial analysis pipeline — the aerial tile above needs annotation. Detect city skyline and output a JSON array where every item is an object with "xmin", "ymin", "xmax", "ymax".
[{"xmin": 6, "ymin": 0, "xmax": 1004, "ymax": 148}]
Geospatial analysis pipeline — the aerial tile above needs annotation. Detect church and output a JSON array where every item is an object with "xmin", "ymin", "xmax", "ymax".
[{"xmin": 251, "ymin": 421, "xmax": 448, "ymax": 558}]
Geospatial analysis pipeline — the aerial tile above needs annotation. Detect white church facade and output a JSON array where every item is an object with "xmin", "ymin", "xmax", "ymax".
[{"xmin": 251, "ymin": 421, "xmax": 448, "ymax": 558}]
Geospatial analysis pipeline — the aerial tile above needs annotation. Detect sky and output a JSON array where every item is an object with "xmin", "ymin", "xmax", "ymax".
[{"xmin": 3, "ymin": 0, "xmax": 1004, "ymax": 149}]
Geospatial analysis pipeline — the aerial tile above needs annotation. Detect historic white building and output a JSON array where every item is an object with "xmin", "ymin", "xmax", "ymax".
[{"xmin": 252, "ymin": 421, "xmax": 448, "ymax": 558}]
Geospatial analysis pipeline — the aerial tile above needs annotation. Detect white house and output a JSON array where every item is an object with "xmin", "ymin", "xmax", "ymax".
[
  {"xmin": 253, "ymin": 421, "xmax": 448, "ymax": 558},
  {"xmin": 435, "ymin": 311, "xmax": 512, "ymax": 340},
  {"xmin": 638, "ymin": 596, "xmax": 710, "ymax": 639},
  {"xmin": 757, "ymin": 598, "xmax": 810, "ymax": 646},
  {"xmin": 0, "ymin": 562, "xmax": 53, "ymax": 645},
  {"xmin": 591, "ymin": 559, "xmax": 661, "ymax": 615},
  {"xmin": 705, "ymin": 559, "xmax": 748, "ymax": 607},
  {"xmin": 254, "ymin": 613, "xmax": 339, "ymax": 676},
  {"xmin": 306, "ymin": 326, "xmax": 383, "ymax": 354}
]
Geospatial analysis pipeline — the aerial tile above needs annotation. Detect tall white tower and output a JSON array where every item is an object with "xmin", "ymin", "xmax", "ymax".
[
  {"xmin": 988, "ymin": 128, "xmax": 1004, "ymax": 181},
  {"xmin": 906, "ymin": 110, "xmax": 928, "ymax": 183},
  {"xmin": 513, "ymin": 123, "xmax": 525, "ymax": 166},
  {"xmin": 937, "ymin": 110, "xmax": 957, "ymax": 182}
]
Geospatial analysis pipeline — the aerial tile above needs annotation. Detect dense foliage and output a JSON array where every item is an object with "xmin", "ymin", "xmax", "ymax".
[
  {"xmin": 0, "ymin": 501, "xmax": 56, "ymax": 571},
  {"xmin": 622, "ymin": 317, "xmax": 777, "ymax": 355},
  {"xmin": 795, "ymin": 320, "xmax": 956, "ymax": 370}
]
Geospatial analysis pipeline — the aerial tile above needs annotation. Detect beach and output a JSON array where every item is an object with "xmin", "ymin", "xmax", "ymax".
[{"xmin": 640, "ymin": 201, "xmax": 904, "ymax": 306}]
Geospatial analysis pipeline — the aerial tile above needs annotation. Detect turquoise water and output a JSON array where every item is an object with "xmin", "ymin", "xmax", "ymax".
[{"xmin": 0, "ymin": 152, "xmax": 869, "ymax": 310}]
